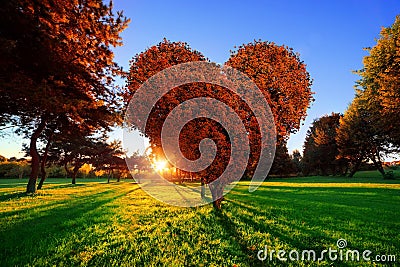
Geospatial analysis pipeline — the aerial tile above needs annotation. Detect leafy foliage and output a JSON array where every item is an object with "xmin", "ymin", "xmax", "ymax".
[
  {"xmin": 127, "ymin": 39, "xmax": 313, "ymax": 208},
  {"xmin": 335, "ymin": 16, "xmax": 400, "ymax": 178},
  {"xmin": 0, "ymin": 0, "xmax": 129, "ymax": 192},
  {"xmin": 302, "ymin": 113, "xmax": 346, "ymax": 176},
  {"xmin": 0, "ymin": 159, "xmax": 30, "ymax": 179},
  {"xmin": 356, "ymin": 16, "xmax": 400, "ymax": 147},
  {"xmin": 226, "ymin": 40, "xmax": 314, "ymax": 141},
  {"xmin": 336, "ymin": 94, "xmax": 389, "ymax": 177}
]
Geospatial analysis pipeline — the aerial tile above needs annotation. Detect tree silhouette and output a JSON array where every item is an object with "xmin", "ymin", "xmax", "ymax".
[{"xmin": 302, "ymin": 113, "xmax": 345, "ymax": 176}]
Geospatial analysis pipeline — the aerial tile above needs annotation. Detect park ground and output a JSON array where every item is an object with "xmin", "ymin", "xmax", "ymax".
[{"xmin": 0, "ymin": 171, "xmax": 399, "ymax": 266}]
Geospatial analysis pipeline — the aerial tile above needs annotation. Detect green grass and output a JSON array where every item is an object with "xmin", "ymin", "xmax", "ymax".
[{"xmin": 0, "ymin": 175, "xmax": 399, "ymax": 266}]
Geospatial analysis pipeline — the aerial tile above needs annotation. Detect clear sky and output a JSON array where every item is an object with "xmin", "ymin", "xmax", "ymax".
[{"xmin": 1, "ymin": 0, "xmax": 399, "ymax": 158}]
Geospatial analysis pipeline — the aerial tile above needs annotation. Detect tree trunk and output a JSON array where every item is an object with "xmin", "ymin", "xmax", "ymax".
[
  {"xmin": 72, "ymin": 162, "xmax": 80, "ymax": 184},
  {"xmin": 349, "ymin": 158, "xmax": 362, "ymax": 178},
  {"xmin": 209, "ymin": 182, "xmax": 224, "ymax": 210},
  {"xmin": 107, "ymin": 169, "xmax": 113, "ymax": 183},
  {"xmin": 38, "ymin": 132, "xmax": 54, "ymax": 190},
  {"xmin": 200, "ymin": 178, "xmax": 206, "ymax": 199},
  {"xmin": 373, "ymin": 150, "xmax": 385, "ymax": 177},
  {"xmin": 342, "ymin": 164, "xmax": 349, "ymax": 177},
  {"xmin": 26, "ymin": 117, "xmax": 47, "ymax": 193},
  {"xmin": 371, "ymin": 157, "xmax": 385, "ymax": 177},
  {"xmin": 331, "ymin": 164, "xmax": 337, "ymax": 176},
  {"xmin": 37, "ymin": 172, "xmax": 46, "ymax": 190},
  {"xmin": 72, "ymin": 172, "xmax": 78, "ymax": 184}
]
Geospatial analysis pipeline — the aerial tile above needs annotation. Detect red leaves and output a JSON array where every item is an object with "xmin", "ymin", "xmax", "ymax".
[
  {"xmin": 227, "ymin": 41, "xmax": 314, "ymax": 141},
  {"xmin": 127, "ymin": 39, "xmax": 312, "ymax": 187}
]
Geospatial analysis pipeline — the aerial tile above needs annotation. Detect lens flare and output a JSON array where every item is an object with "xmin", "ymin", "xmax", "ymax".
[{"xmin": 153, "ymin": 160, "xmax": 167, "ymax": 171}]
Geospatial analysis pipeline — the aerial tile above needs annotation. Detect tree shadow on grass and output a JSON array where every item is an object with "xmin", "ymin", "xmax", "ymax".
[
  {"xmin": 0, "ymin": 200, "xmax": 70, "ymax": 220},
  {"xmin": 0, "ymin": 182, "xmax": 27, "ymax": 189},
  {"xmin": 0, "ymin": 191, "xmax": 28, "ymax": 202},
  {"xmin": 221, "ymin": 184, "xmax": 400, "ymax": 267},
  {"xmin": 0, "ymin": 186, "xmax": 140, "ymax": 266},
  {"xmin": 215, "ymin": 199, "xmax": 354, "ymax": 267},
  {"xmin": 227, "ymin": 199, "xmax": 334, "ymax": 248},
  {"xmin": 213, "ymin": 209, "xmax": 267, "ymax": 266},
  {"xmin": 230, "ymin": 185, "xmax": 400, "ymax": 250},
  {"xmin": 43, "ymin": 183, "xmax": 86, "ymax": 190}
]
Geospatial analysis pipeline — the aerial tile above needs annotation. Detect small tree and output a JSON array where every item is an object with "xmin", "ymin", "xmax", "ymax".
[
  {"xmin": 0, "ymin": 160, "xmax": 30, "ymax": 179},
  {"xmin": 291, "ymin": 150, "xmax": 302, "ymax": 174},
  {"xmin": 92, "ymin": 141, "xmax": 126, "ymax": 183},
  {"xmin": 48, "ymin": 133, "xmax": 123, "ymax": 185}
]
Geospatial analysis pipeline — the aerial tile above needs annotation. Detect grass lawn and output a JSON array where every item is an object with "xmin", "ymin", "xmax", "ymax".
[{"xmin": 0, "ymin": 174, "xmax": 399, "ymax": 266}]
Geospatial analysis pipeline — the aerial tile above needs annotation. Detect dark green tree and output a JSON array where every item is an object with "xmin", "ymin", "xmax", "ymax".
[
  {"xmin": 291, "ymin": 149, "xmax": 302, "ymax": 174},
  {"xmin": 302, "ymin": 113, "xmax": 345, "ymax": 176}
]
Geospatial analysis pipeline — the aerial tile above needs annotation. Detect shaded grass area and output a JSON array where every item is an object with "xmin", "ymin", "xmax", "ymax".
[{"xmin": 0, "ymin": 176, "xmax": 399, "ymax": 266}]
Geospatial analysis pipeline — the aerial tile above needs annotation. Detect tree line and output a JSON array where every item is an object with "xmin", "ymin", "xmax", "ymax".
[
  {"xmin": 301, "ymin": 16, "xmax": 400, "ymax": 178},
  {"xmin": 0, "ymin": 151, "xmax": 149, "ymax": 183}
]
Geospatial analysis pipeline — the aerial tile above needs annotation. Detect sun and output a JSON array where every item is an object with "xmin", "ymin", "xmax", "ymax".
[{"xmin": 153, "ymin": 160, "xmax": 167, "ymax": 171}]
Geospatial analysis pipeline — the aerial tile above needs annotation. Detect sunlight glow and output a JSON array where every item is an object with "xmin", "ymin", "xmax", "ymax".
[{"xmin": 153, "ymin": 160, "xmax": 167, "ymax": 171}]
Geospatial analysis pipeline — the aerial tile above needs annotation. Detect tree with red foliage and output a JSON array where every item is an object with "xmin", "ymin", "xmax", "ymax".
[
  {"xmin": 127, "ymin": 40, "xmax": 249, "ymax": 209},
  {"xmin": 226, "ymin": 40, "xmax": 314, "ymax": 141},
  {"xmin": 0, "ymin": 0, "xmax": 129, "ymax": 193},
  {"xmin": 226, "ymin": 41, "xmax": 314, "ymax": 175},
  {"xmin": 126, "ymin": 39, "xmax": 311, "ymax": 209}
]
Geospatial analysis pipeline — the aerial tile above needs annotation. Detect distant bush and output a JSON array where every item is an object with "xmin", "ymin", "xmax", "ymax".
[
  {"xmin": 384, "ymin": 171, "xmax": 395, "ymax": 180},
  {"xmin": 388, "ymin": 165, "xmax": 398, "ymax": 170},
  {"xmin": 0, "ymin": 161, "xmax": 30, "ymax": 179},
  {"xmin": 359, "ymin": 163, "xmax": 377, "ymax": 171}
]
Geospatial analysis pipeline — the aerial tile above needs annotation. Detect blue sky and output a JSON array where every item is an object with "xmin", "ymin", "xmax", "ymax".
[{"xmin": 1, "ymin": 0, "xmax": 399, "ymax": 158}]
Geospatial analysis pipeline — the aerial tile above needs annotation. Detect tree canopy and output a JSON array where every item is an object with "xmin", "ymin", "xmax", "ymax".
[
  {"xmin": 357, "ymin": 15, "xmax": 400, "ymax": 147},
  {"xmin": 126, "ymin": 39, "xmax": 313, "ymax": 209},
  {"xmin": 336, "ymin": 92, "xmax": 389, "ymax": 177},
  {"xmin": 226, "ymin": 40, "xmax": 314, "ymax": 142}
]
